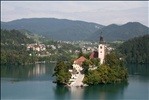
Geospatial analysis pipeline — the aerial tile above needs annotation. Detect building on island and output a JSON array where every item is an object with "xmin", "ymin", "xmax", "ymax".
[
  {"xmin": 89, "ymin": 51, "xmax": 98, "ymax": 59},
  {"xmin": 69, "ymin": 34, "xmax": 107, "ymax": 86},
  {"xmin": 89, "ymin": 34, "xmax": 106, "ymax": 64},
  {"xmin": 98, "ymin": 35, "xmax": 106, "ymax": 64},
  {"xmin": 73, "ymin": 56, "xmax": 86, "ymax": 72}
]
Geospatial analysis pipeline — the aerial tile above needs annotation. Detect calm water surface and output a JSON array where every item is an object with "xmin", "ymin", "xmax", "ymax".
[{"xmin": 1, "ymin": 63, "xmax": 149, "ymax": 100}]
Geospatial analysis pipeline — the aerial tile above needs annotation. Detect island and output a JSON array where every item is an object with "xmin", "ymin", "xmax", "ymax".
[{"xmin": 53, "ymin": 35, "xmax": 128, "ymax": 86}]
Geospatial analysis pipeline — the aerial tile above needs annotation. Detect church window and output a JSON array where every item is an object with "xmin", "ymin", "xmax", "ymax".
[
  {"xmin": 100, "ymin": 46, "xmax": 102, "ymax": 49},
  {"xmin": 100, "ymin": 51, "xmax": 102, "ymax": 53}
]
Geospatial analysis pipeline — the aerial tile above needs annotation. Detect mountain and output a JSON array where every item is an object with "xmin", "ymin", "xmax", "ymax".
[
  {"xmin": 1, "ymin": 18, "xmax": 148, "ymax": 42},
  {"xmin": 1, "ymin": 18, "xmax": 104, "ymax": 41},
  {"xmin": 87, "ymin": 22, "xmax": 149, "ymax": 42}
]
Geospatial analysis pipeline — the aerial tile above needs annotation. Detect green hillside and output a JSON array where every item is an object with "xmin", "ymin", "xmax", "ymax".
[
  {"xmin": 116, "ymin": 34, "xmax": 149, "ymax": 64},
  {"xmin": 1, "ymin": 29, "xmax": 35, "ymax": 45},
  {"xmin": 1, "ymin": 29, "xmax": 35, "ymax": 65}
]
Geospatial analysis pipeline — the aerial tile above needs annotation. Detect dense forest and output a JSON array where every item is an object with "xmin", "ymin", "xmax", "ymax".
[{"xmin": 116, "ymin": 35, "xmax": 149, "ymax": 64}]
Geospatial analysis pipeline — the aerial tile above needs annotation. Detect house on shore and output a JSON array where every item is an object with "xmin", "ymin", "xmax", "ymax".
[{"xmin": 73, "ymin": 56, "xmax": 86, "ymax": 72}]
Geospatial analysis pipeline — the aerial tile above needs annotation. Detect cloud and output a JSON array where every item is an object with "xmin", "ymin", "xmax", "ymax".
[{"xmin": 1, "ymin": 1, "xmax": 148, "ymax": 26}]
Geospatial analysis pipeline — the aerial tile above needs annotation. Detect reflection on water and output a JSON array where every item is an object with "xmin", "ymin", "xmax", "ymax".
[
  {"xmin": 69, "ymin": 86, "xmax": 84, "ymax": 100},
  {"xmin": 82, "ymin": 81, "xmax": 128, "ymax": 100},
  {"xmin": 126, "ymin": 64, "xmax": 149, "ymax": 77},
  {"xmin": 28, "ymin": 64, "xmax": 46, "ymax": 77},
  {"xmin": 1, "ymin": 63, "xmax": 56, "ymax": 81},
  {"xmin": 53, "ymin": 81, "xmax": 128, "ymax": 100},
  {"xmin": 53, "ymin": 85, "xmax": 70, "ymax": 100}
]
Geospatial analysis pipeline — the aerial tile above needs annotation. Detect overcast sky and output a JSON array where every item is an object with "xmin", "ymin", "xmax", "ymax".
[{"xmin": 1, "ymin": 1, "xmax": 149, "ymax": 26}]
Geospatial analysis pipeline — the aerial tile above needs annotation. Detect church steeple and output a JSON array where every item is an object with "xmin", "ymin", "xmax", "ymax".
[
  {"xmin": 99, "ymin": 32, "xmax": 104, "ymax": 44},
  {"xmin": 98, "ymin": 31, "xmax": 105, "ymax": 64}
]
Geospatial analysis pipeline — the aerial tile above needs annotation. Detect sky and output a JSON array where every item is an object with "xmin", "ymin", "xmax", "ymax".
[{"xmin": 1, "ymin": 1, "xmax": 149, "ymax": 26}]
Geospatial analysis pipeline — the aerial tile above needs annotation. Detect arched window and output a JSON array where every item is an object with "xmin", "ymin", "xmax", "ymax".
[{"xmin": 100, "ymin": 46, "xmax": 102, "ymax": 49}]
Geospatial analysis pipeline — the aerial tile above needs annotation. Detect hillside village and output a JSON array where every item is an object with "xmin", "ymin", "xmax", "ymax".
[{"xmin": 26, "ymin": 40, "xmax": 114, "ymax": 60}]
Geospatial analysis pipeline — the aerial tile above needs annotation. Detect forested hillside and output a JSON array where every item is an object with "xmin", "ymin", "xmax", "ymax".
[
  {"xmin": 116, "ymin": 35, "xmax": 149, "ymax": 64},
  {"xmin": 1, "ymin": 29, "xmax": 35, "ymax": 65},
  {"xmin": 1, "ymin": 29, "xmax": 35, "ymax": 44}
]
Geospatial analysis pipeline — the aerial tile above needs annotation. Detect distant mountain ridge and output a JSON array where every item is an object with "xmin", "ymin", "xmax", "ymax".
[
  {"xmin": 1, "ymin": 18, "xmax": 104, "ymax": 41},
  {"xmin": 1, "ymin": 18, "xmax": 149, "ymax": 41},
  {"xmin": 87, "ymin": 22, "xmax": 149, "ymax": 42}
]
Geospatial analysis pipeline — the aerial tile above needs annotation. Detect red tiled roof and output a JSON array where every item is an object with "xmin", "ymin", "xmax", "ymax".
[{"xmin": 74, "ymin": 56, "xmax": 86, "ymax": 64}]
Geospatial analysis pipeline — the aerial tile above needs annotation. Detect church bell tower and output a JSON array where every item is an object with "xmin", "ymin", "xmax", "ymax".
[{"xmin": 98, "ymin": 33, "xmax": 105, "ymax": 64}]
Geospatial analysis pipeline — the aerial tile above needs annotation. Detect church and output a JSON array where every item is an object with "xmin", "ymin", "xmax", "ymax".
[{"xmin": 90, "ymin": 35, "xmax": 106, "ymax": 64}]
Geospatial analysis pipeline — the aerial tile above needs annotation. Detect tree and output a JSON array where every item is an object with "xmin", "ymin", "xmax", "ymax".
[
  {"xmin": 105, "ymin": 52, "xmax": 122, "ymax": 67},
  {"xmin": 78, "ymin": 49, "xmax": 83, "ymax": 58},
  {"xmin": 53, "ymin": 61, "xmax": 71, "ymax": 84},
  {"xmin": 83, "ymin": 64, "xmax": 128, "ymax": 85},
  {"xmin": 82, "ymin": 59, "xmax": 92, "ymax": 74},
  {"xmin": 116, "ymin": 35, "xmax": 149, "ymax": 64},
  {"xmin": 90, "ymin": 58, "xmax": 100, "ymax": 66},
  {"xmin": 83, "ymin": 53, "xmax": 128, "ymax": 85}
]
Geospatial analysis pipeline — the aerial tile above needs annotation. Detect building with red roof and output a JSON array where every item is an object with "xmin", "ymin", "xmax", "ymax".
[
  {"xmin": 74, "ymin": 56, "xmax": 86, "ymax": 65},
  {"xmin": 73, "ymin": 56, "xmax": 86, "ymax": 72}
]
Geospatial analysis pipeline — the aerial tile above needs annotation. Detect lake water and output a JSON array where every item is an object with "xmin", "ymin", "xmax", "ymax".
[{"xmin": 1, "ymin": 63, "xmax": 149, "ymax": 100}]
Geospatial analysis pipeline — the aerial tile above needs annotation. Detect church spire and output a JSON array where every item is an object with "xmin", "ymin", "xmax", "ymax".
[
  {"xmin": 99, "ymin": 32, "xmax": 104, "ymax": 44},
  {"xmin": 98, "ymin": 31, "xmax": 105, "ymax": 64}
]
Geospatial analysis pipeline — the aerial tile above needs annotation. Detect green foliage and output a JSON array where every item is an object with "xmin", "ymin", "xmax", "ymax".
[
  {"xmin": 83, "ymin": 53, "xmax": 128, "ymax": 85},
  {"xmin": 1, "ymin": 29, "xmax": 36, "ymax": 65},
  {"xmin": 82, "ymin": 59, "xmax": 92, "ymax": 74},
  {"xmin": 1, "ymin": 29, "xmax": 34, "ymax": 44},
  {"xmin": 1, "ymin": 29, "xmax": 80, "ymax": 65},
  {"xmin": 83, "ymin": 53, "xmax": 91, "ymax": 59},
  {"xmin": 83, "ymin": 64, "xmax": 128, "ymax": 85},
  {"xmin": 105, "ymin": 52, "xmax": 123, "ymax": 67},
  {"xmin": 116, "ymin": 35, "xmax": 149, "ymax": 64},
  {"xmin": 53, "ymin": 61, "xmax": 71, "ymax": 84},
  {"xmin": 66, "ymin": 59, "xmax": 75, "ymax": 69},
  {"xmin": 78, "ymin": 49, "xmax": 83, "ymax": 58},
  {"xmin": 90, "ymin": 58, "xmax": 100, "ymax": 66}
]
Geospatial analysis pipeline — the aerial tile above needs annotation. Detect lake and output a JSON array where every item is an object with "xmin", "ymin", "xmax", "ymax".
[{"xmin": 1, "ymin": 63, "xmax": 149, "ymax": 100}]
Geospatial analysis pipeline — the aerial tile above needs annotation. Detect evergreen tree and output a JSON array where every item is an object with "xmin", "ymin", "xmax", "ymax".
[{"xmin": 53, "ymin": 61, "xmax": 71, "ymax": 84}]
